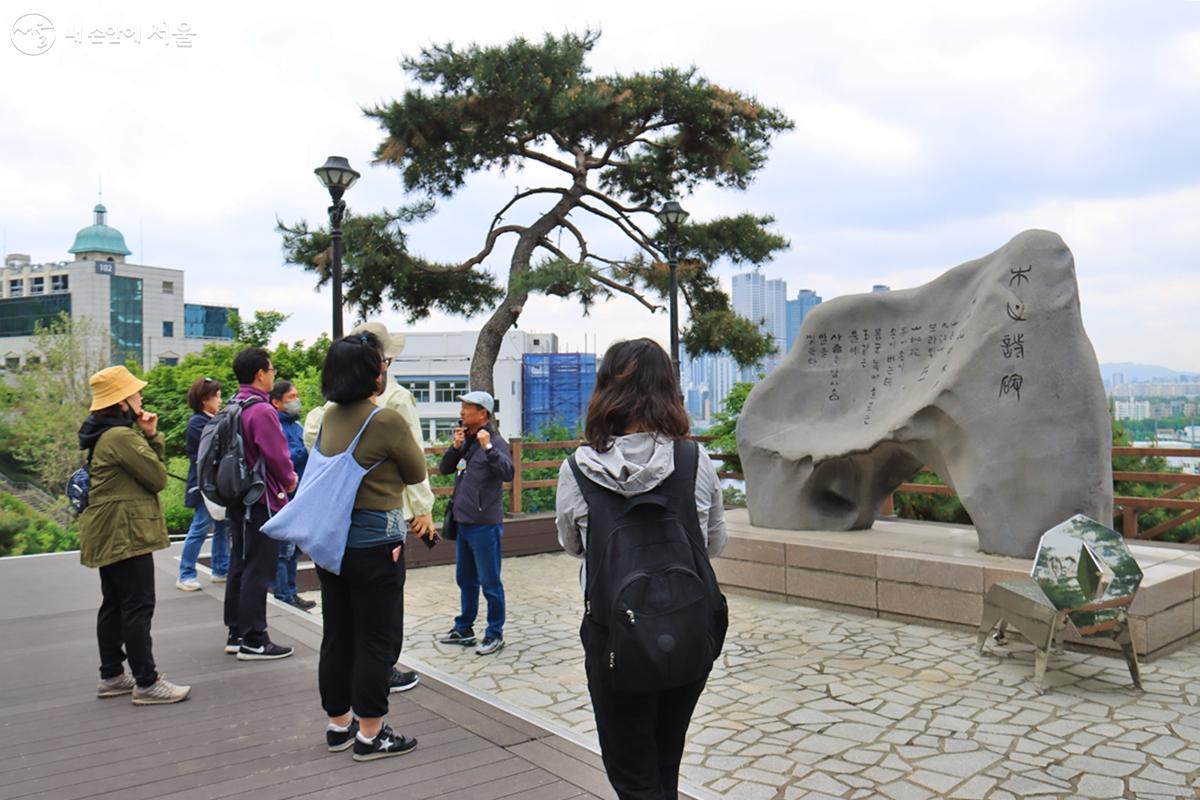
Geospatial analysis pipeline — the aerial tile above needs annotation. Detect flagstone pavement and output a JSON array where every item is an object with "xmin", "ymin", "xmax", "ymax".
[{"xmin": 302, "ymin": 551, "xmax": 1200, "ymax": 800}]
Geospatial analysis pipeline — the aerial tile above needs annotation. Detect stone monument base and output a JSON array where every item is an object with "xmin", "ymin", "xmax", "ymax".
[{"xmin": 716, "ymin": 509, "xmax": 1200, "ymax": 659}]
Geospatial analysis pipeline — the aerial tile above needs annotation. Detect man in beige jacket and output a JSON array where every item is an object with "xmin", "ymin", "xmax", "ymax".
[{"xmin": 304, "ymin": 321, "xmax": 435, "ymax": 693}]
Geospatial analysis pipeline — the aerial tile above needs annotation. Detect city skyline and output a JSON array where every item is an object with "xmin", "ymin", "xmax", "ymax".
[{"xmin": 2, "ymin": 2, "xmax": 1198, "ymax": 371}]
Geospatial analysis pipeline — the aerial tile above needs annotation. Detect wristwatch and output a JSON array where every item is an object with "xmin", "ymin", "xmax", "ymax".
[{"xmin": 483, "ymin": 443, "xmax": 493, "ymax": 451}]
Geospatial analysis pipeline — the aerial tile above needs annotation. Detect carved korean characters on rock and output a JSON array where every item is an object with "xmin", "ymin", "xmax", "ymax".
[{"xmin": 736, "ymin": 230, "xmax": 1113, "ymax": 558}]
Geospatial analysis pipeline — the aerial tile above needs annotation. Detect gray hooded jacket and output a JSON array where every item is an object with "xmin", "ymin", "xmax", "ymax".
[{"xmin": 555, "ymin": 433, "xmax": 727, "ymax": 591}]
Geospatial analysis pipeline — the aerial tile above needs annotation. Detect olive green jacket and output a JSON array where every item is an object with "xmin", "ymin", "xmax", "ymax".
[{"xmin": 78, "ymin": 427, "xmax": 170, "ymax": 568}]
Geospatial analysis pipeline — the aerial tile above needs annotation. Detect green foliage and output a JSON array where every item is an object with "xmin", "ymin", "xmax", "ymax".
[
  {"xmin": 0, "ymin": 315, "xmax": 109, "ymax": 493},
  {"xmin": 160, "ymin": 457, "xmax": 194, "ymax": 536},
  {"xmin": 227, "ymin": 310, "xmax": 290, "ymax": 348},
  {"xmin": 280, "ymin": 30, "xmax": 792, "ymax": 390},
  {"xmin": 892, "ymin": 471, "xmax": 973, "ymax": 525},
  {"xmin": 277, "ymin": 208, "xmax": 500, "ymax": 322},
  {"xmin": 140, "ymin": 318, "xmax": 330, "ymax": 459},
  {"xmin": 702, "ymin": 382, "xmax": 754, "ymax": 462},
  {"xmin": 1111, "ymin": 417, "xmax": 1199, "ymax": 543},
  {"xmin": 0, "ymin": 493, "xmax": 78, "ymax": 557}
]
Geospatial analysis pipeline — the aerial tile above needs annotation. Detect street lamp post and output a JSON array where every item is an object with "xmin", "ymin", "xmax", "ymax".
[
  {"xmin": 314, "ymin": 156, "xmax": 361, "ymax": 340},
  {"xmin": 655, "ymin": 200, "xmax": 690, "ymax": 377}
]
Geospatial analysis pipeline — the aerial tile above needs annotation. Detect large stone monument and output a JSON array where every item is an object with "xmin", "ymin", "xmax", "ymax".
[{"xmin": 736, "ymin": 230, "xmax": 1112, "ymax": 558}]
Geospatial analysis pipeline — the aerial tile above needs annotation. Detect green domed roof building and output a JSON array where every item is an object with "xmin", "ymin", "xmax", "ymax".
[{"xmin": 69, "ymin": 203, "xmax": 131, "ymax": 260}]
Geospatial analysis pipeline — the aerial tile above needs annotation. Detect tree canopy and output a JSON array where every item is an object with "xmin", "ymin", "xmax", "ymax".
[{"xmin": 280, "ymin": 30, "xmax": 794, "ymax": 392}]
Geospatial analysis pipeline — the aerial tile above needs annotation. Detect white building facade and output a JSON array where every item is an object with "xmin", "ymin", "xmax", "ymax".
[{"xmin": 389, "ymin": 330, "xmax": 558, "ymax": 442}]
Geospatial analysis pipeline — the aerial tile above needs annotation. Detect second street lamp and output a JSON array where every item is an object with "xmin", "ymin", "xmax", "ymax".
[
  {"xmin": 314, "ymin": 156, "xmax": 361, "ymax": 340},
  {"xmin": 655, "ymin": 200, "xmax": 690, "ymax": 378}
]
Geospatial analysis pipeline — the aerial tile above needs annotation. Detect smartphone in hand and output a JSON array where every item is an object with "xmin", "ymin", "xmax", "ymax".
[{"xmin": 422, "ymin": 531, "xmax": 441, "ymax": 549}]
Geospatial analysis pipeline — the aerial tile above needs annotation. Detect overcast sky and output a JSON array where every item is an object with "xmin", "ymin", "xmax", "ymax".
[{"xmin": 3, "ymin": 1, "xmax": 1198, "ymax": 370}]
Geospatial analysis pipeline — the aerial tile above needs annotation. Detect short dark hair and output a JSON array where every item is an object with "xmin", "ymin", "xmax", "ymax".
[
  {"xmin": 322, "ymin": 332, "xmax": 384, "ymax": 404},
  {"xmin": 233, "ymin": 347, "xmax": 271, "ymax": 385},
  {"xmin": 585, "ymin": 338, "xmax": 690, "ymax": 453},
  {"xmin": 186, "ymin": 376, "xmax": 222, "ymax": 413},
  {"xmin": 269, "ymin": 380, "xmax": 295, "ymax": 403}
]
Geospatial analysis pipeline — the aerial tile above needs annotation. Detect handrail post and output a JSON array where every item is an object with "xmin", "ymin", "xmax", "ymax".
[
  {"xmin": 510, "ymin": 437, "xmax": 523, "ymax": 514},
  {"xmin": 1122, "ymin": 505, "xmax": 1138, "ymax": 538}
]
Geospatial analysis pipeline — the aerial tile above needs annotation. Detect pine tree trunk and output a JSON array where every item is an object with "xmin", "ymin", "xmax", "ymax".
[{"xmin": 468, "ymin": 182, "xmax": 584, "ymax": 396}]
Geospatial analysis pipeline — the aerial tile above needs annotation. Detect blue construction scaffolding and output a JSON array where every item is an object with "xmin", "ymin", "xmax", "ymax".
[{"xmin": 522, "ymin": 353, "xmax": 597, "ymax": 438}]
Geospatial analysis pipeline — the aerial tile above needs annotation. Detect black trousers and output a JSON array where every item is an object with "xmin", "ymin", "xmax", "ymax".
[
  {"xmin": 223, "ymin": 503, "xmax": 279, "ymax": 647},
  {"xmin": 586, "ymin": 659, "xmax": 708, "ymax": 800},
  {"xmin": 317, "ymin": 543, "xmax": 405, "ymax": 719},
  {"xmin": 97, "ymin": 553, "xmax": 158, "ymax": 688}
]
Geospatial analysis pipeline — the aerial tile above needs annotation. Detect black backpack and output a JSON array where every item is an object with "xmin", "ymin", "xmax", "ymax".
[
  {"xmin": 67, "ymin": 458, "xmax": 92, "ymax": 515},
  {"xmin": 197, "ymin": 397, "xmax": 266, "ymax": 509},
  {"xmin": 569, "ymin": 439, "xmax": 728, "ymax": 693}
]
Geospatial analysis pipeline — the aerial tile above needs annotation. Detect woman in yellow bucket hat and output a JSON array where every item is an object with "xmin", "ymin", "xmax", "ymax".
[{"xmin": 78, "ymin": 365, "xmax": 190, "ymax": 704}]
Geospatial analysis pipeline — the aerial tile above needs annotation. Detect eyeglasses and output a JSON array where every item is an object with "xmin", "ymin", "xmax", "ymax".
[{"xmin": 203, "ymin": 376, "xmax": 215, "ymax": 383}]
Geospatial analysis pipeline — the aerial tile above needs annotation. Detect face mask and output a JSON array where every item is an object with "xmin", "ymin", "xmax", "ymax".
[{"xmin": 283, "ymin": 399, "xmax": 302, "ymax": 416}]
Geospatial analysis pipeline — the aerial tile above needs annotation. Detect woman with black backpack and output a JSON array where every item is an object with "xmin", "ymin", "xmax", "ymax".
[{"xmin": 555, "ymin": 338, "xmax": 727, "ymax": 800}]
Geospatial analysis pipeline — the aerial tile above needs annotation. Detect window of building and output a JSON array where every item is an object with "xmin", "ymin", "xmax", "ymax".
[
  {"xmin": 433, "ymin": 418, "xmax": 460, "ymax": 442},
  {"xmin": 159, "ymin": 356, "xmax": 178, "ymax": 366},
  {"xmin": 0, "ymin": 294, "xmax": 72, "ymax": 337},
  {"xmin": 162, "ymin": 281, "xmax": 174, "ymax": 294},
  {"xmin": 51, "ymin": 274, "xmax": 69, "ymax": 293},
  {"xmin": 30, "ymin": 277, "xmax": 44, "ymax": 296},
  {"xmin": 434, "ymin": 379, "xmax": 468, "ymax": 403},
  {"xmin": 25, "ymin": 356, "xmax": 40, "ymax": 367},
  {"xmin": 184, "ymin": 304, "xmax": 234, "ymax": 339},
  {"xmin": 162, "ymin": 321, "xmax": 174, "ymax": 338},
  {"xmin": 397, "ymin": 378, "xmax": 432, "ymax": 403},
  {"xmin": 4, "ymin": 357, "xmax": 18, "ymax": 370},
  {"xmin": 109, "ymin": 275, "xmax": 144, "ymax": 368},
  {"xmin": 9, "ymin": 279, "xmax": 23, "ymax": 298}
]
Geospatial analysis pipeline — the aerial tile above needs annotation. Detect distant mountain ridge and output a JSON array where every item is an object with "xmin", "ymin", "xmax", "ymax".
[{"xmin": 1100, "ymin": 363, "xmax": 1200, "ymax": 383}]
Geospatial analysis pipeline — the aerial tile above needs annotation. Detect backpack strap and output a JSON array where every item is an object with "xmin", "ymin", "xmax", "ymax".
[{"xmin": 314, "ymin": 406, "xmax": 386, "ymax": 470}]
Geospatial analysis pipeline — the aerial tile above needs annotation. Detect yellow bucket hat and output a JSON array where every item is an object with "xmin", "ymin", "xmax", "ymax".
[{"xmin": 88, "ymin": 365, "xmax": 147, "ymax": 411}]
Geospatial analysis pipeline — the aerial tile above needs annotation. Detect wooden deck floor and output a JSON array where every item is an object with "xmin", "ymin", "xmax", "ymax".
[{"xmin": 0, "ymin": 550, "xmax": 619, "ymax": 800}]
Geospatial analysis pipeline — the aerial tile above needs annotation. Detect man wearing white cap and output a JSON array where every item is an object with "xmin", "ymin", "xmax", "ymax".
[
  {"xmin": 304, "ymin": 321, "xmax": 435, "ymax": 692},
  {"xmin": 437, "ymin": 389, "xmax": 514, "ymax": 656}
]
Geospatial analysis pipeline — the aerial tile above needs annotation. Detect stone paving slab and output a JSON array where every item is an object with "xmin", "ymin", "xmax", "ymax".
[{"xmin": 343, "ymin": 550, "xmax": 1200, "ymax": 800}]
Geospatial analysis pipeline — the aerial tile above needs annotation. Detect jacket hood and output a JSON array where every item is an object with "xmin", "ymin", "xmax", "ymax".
[
  {"xmin": 572, "ymin": 433, "xmax": 676, "ymax": 497},
  {"xmin": 78, "ymin": 413, "xmax": 133, "ymax": 452}
]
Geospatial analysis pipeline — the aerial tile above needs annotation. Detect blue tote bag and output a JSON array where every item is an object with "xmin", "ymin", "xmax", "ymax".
[{"xmin": 261, "ymin": 407, "xmax": 382, "ymax": 575}]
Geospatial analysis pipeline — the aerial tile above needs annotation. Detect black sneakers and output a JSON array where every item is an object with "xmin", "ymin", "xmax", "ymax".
[
  {"xmin": 352, "ymin": 724, "xmax": 417, "ymax": 761},
  {"xmin": 236, "ymin": 641, "xmax": 294, "ymax": 661},
  {"xmin": 326, "ymin": 719, "xmax": 360, "ymax": 752},
  {"xmin": 388, "ymin": 668, "xmax": 419, "ymax": 693},
  {"xmin": 224, "ymin": 633, "xmax": 242, "ymax": 654},
  {"xmin": 439, "ymin": 628, "xmax": 476, "ymax": 646}
]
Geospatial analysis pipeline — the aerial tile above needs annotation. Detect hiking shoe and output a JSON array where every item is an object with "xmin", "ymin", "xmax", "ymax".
[
  {"xmin": 224, "ymin": 633, "xmax": 242, "ymax": 654},
  {"xmin": 389, "ymin": 668, "xmax": 419, "ymax": 693},
  {"xmin": 290, "ymin": 596, "xmax": 317, "ymax": 611},
  {"xmin": 131, "ymin": 677, "xmax": 191, "ymax": 705},
  {"xmin": 97, "ymin": 672, "xmax": 136, "ymax": 698},
  {"xmin": 439, "ymin": 628, "xmax": 476, "ymax": 646},
  {"xmin": 326, "ymin": 718, "xmax": 360, "ymax": 752},
  {"xmin": 475, "ymin": 636, "xmax": 505, "ymax": 656},
  {"xmin": 237, "ymin": 642, "xmax": 293, "ymax": 661},
  {"xmin": 352, "ymin": 724, "xmax": 417, "ymax": 761},
  {"xmin": 211, "ymin": 574, "xmax": 227, "ymax": 584},
  {"xmin": 175, "ymin": 578, "xmax": 202, "ymax": 592}
]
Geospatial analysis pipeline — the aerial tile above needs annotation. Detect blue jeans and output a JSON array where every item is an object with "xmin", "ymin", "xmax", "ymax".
[
  {"xmin": 273, "ymin": 542, "xmax": 299, "ymax": 602},
  {"xmin": 453, "ymin": 522, "xmax": 505, "ymax": 640},
  {"xmin": 179, "ymin": 502, "xmax": 229, "ymax": 580}
]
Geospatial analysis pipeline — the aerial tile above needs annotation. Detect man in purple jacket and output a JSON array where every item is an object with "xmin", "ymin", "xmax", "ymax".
[{"xmin": 223, "ymin": 347, "xmax": 298, "ymax": 661}]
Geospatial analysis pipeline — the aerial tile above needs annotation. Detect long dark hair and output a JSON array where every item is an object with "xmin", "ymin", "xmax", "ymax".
[{"xmin": 584, "ymin": 338, "xmax": 689, "ymax": 453}]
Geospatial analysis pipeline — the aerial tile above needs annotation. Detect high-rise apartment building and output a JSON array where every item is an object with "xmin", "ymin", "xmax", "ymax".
[{"xmin": 785, "ymin": 289, "xmax": 822, "ymax": 354}]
